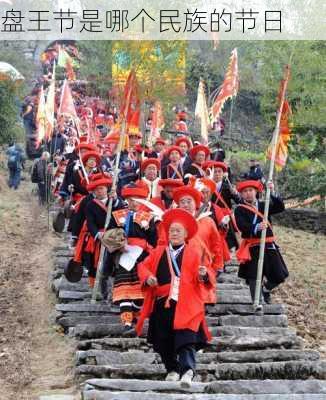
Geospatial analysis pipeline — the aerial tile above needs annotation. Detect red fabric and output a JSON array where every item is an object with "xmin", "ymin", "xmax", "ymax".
[
  {"xmin": 136, "ymin": 244, "xmax": 212, "ymax": 341},
  {"xmin": 189, "ymin": 145, "xmax": 210, "ymax": 160},
  {"xmin": 122, "ymin": 180, "xmax": 149, "ymax": 199},
  {"xmin": 197, "ymin": 217, "xmax": 224, "ymax": 271},
  {"xmin": 73, "ymin": 222, "xmax": 89, "ymax": 263},
  {"xmin": 150, "ymin": 196, "xmax": 166, "ymax": 211},
  {"xmin": 141, "ymin": 158, "xmax": 160, "ymax": 172},
  {"xmin": 203, "ymin": 161, "xmax": 228, "ymax": 172},
  {"xmin": 211, "ymin": 203, "xmax": 231, "ymax": 263},
  {"xmin": 166, "ymin": 146, "xmax": 183, "ymax": 158},
  {"xmin": 173, "ymin": 186, "xmax": 202, "ymax": 208},
  {"xmin": 175, "ymin": 136, "xmax": 192, "ymax": 149},
  {"xmin": 236, "ymin": 180, "xmax": 263, "ymax": 193},
  {"xmin": 236, "ymin": 237, "xmax": 275, "ymax": 264},
  {"xmin": 81, "ymin": 151, "xmax": 101, "ymax": 165},
  {"xmin": 161, "ymin": 209, "xmax": 198, "ymax": 241},
  {"xmin": 158, "ymin": 179, "xmax": 183, "ymax": 189},
  {"xmin": 127, "ymin": 237, "xmax": 151, "ymax": 251}
]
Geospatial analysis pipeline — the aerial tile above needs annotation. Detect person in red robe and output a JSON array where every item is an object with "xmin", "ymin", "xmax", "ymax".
[
  {"xmin": 172, "ymin": 185, "xmax": 224, "ymax": 304},
  {"xmin": 150, "ymin": 179, "xmax": 183, "ymax": 211},
  {"xmin": 136, "ymin": 208, "xmax": 213, "ymax": 387}
]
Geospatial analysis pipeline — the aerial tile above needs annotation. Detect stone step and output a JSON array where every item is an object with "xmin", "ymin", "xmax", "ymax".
[
  {"xmin": 69, "ymin": 323, "xmax": 294, "ymax": 340},
  {"xmin": 52, "ymin": 278, "xmax": 90, "ymax": 294},
  {"xmin": 76, "ymin": 360, "xmax": 326, "ymax": 381},
  {"xmin": 58, "ymin": 300, "xmax": 278, "ymax": 318},
  {"xmin": 56, "ymin": 303, "xmax": 118, "ymax": 314},
  {"xmin": 56, "ymin": 314, "xmax": 288, "ymax": 330},
  {"xmin": 218, "ymin": 315, "xmax": 288, "ymax": 328},
  {"xmin": 207, "ymin": 304, "xmax": 286, "ymax": 316},
  {"xmin": 81, "ymin": 391, "xmax": 326, "ymax": 400},
  {"xmin": 77, "ymin": 337, "xmax": 148, "ymax": 351},
  {"xmin": 83, "ymin": 378, "xmax": 326, "ymax": 394},
  {"xmin": 58, "ymin": 290, "xmax": 251, "ymax": 303},
  {"xmin": 223, "ymin": 266, "xmax": 239, "ymax": 274},
  {"xmin": 57, "ymin": 315, "xmax": 121, "ymax": 329},
  {"xmin": 213, "ymin": 333, "xmax": 303, "ymax": 351},
  {"xmin": 55, "ymin": 282, "xmax": 249, "ymax": 302},
  {"xmin": 218, "ymin": 275, "xmax": 243, "ymax": 284},
  {"xmin": 76, "ymin": 349, "xmax": 320, "ymax": 367},
  {"xmin": 76, "ymin": 333, "xmax": 302, "ymax": 352},
  {"xmin": 55, "ymin": 304, "xmax": 286, "ymax": 322},
  {"xmin": 59, "ymin": 291, "xmax": 91, "ymax": 302}
]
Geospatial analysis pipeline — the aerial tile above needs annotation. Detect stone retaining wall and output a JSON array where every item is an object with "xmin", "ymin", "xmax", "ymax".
[{"xmin": 273, "ymin": 208, "xmax": 326, "ymax": 235}]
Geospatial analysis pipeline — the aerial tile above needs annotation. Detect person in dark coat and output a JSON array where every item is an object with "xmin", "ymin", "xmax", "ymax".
[
  {"xmin": 184, "ymin": 145, "xmax": 210, "ymax": 179},
  {"xmin": 47, "ymin": 130, "xmax": 66, "ymax": 156},
  {"xmin": 234, "ymin": 180, "xmax": 289, "ymax": 305},
  {"xmin": 6, "ymin": 141, "xmax": 26, "ymax": 190},
  {"xmin": 31, "ymin": 151, "xmax": 51, "ymax": 204},
  {"xmin": 103, "ymin": 181, "xmax": 158, "ymax": 334},
  {"xmin": 203, "ymin": 160, "xmax": 241, "ymax": 250},
  {"xmin": 161, "ymin": 146, "xmax": 184, "ymax": 180},
  {"xmin": 76, "ymin": 175, "xmax": 125, "ymax": 291},
  {"xmin": 242, "ymin": 159, "xmax": 264, "ymax": 181}
]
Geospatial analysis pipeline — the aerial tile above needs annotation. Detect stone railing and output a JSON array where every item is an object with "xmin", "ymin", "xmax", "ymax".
[{"xmin": 273, "ymin": 208, "xmax": 326, "ymax": 235}]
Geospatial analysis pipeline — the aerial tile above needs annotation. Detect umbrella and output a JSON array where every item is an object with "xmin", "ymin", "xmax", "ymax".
[{"xmin": 0, "ymin": 62, "xmax": 25, "ymax": 82}]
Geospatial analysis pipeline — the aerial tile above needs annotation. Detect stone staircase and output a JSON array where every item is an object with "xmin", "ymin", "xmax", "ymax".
[{"xmin": 51, "ymin": 245, "xmax": 326, "ymax": 399}]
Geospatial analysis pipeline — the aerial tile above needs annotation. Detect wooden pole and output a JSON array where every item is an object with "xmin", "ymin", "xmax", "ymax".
[
  {"xmin": 253, "ymin": 64, "xmax": 291, "ymax": 310},
  {"xmin": 91, "ymin": 71, "xmax": 136, "ymax": 303}
]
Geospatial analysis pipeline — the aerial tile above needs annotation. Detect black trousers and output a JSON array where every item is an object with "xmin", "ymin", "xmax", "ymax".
[
  {"xmin": 159, "ymin": 342, "xmax": 196, "ymax": 375},
  {"xmin": 248, "ymin": 279, "xmax": 279, "ymax": 302}
]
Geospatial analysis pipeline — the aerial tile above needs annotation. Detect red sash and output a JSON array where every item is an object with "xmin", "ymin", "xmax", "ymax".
[
  {"xmin": 168, "ymin": 163, "xmax": 183, "ymax": 179},
  {"xmin": 235, "ymin": 203, "xmax": 275, "ymax": 264},
  {"xmin": 191, "ymin": 163, "xmax": 205, "ymax": 177}
]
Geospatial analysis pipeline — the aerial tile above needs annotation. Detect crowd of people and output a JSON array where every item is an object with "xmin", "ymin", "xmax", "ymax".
[
  {"xmin": 45, "ymin": 124, "xmax": 288, "ymax": 387},
  {"xmin": 6, "ymin": 41, "xmax": 289, "ymax": 388}
]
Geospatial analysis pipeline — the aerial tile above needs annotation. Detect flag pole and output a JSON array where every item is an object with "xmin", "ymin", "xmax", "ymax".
[
  {"xmin": 91, "ymin": 70, "xmax": 136, "ymax": 303},
  {"xmin": 228, "ymin": 98, "xmax": 234, "ymax": 142},
  {"xmin": 253, "ymin": 64, "xmax": 291, "ymax": 310}
]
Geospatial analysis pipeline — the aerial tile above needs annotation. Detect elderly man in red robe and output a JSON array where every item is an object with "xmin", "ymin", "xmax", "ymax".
[{"xmin": 136, "ymin": 208, "xmax": 213, "ymax": 387}]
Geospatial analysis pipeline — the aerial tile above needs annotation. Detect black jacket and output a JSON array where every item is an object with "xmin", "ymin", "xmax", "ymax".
[{"xmin": 234, "ymin": 195, "xmax": 284, "ymax": 240}]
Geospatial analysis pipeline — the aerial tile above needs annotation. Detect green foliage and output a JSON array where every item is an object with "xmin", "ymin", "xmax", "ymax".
[
  {"xmin": 78, "ymin": 41, "xmax": 113, "ymax": 98},
  {"xmin": 0, "ymin": 42, "xmax": 38, "ymax": 99},
  {"xmin": 0, "ymin": 81, "xmax": 21, "ymax": 145}
]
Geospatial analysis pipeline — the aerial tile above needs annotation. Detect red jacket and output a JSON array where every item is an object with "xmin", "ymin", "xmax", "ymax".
[{"xmin": 136, "ymin": 244, "xmax": 213, "ymax": 340}]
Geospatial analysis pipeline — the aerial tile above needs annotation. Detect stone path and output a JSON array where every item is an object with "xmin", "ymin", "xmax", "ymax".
[{"xmin": 51, "ymin": 244, "xmax": 326, "ymax": 399}]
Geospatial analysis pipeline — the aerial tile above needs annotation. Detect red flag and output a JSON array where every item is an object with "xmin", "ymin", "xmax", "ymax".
[
  {"xmin": 58, "ymin": 79, "xmax": 78, "ymax": 120},
  {"xmin": 210, "ymin": 48, "xmax": 239, "ymax": 123},
  {"xmin": 267, "ymin": 66, "xmax": 292, "ymax": 170},
  {"xmin": 120, "ymin": 70, "xmax": 141, "ymax": 134}
]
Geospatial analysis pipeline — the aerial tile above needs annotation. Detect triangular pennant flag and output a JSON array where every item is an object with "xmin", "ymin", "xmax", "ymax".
[
  {"xmin": 267, "ymin": 66, "xmax": 292, "ymax": 171},
  {"xmin": 210, "ymin": 48, "xmax": 239, "ymax": 124},
  {"xmin": 58, "ymin": 79, "xmax": 78, "ymax": 120}
]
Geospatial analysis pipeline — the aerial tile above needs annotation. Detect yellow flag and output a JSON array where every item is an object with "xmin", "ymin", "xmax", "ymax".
[{"xmin": 36, "ymin": 86, "xmax": 46, "ymax": 148}]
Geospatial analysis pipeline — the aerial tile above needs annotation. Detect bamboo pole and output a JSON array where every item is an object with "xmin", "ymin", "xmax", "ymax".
[
  {"xmin": 91, "ymin": 71, "xmax": 136, "ymax": 303},
  {"xmin": 253, "ymin": 64, "xmax": 291, "ymax": 310}
]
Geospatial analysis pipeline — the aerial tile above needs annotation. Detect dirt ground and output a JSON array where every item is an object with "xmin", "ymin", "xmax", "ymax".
[
  {"xmin": 0, "ymin": 164, "xmax": 325, "ymax": 399},
  {"xmin": 0, "ymin": 169, "xmax": 77, "ymax": 400},
  {"xmin": 274, "ymin": 225, "xmax": 326, "ymax": 357}
]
